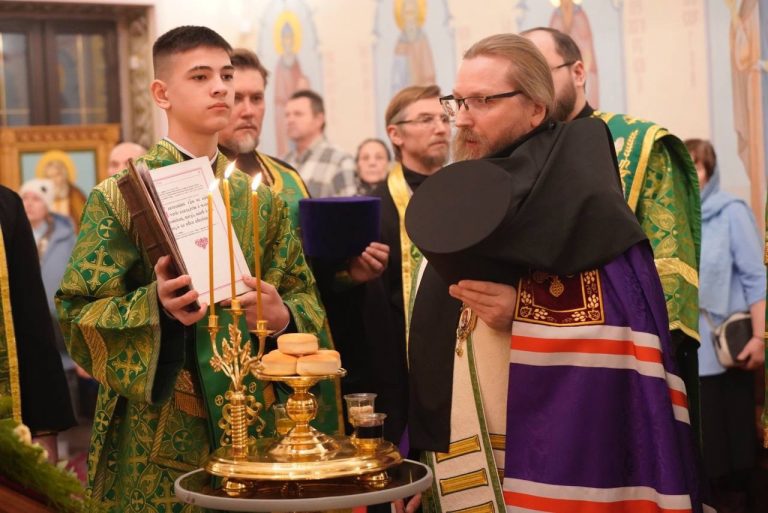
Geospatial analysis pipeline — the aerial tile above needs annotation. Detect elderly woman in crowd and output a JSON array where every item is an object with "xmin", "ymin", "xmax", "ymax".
[
  {"xmin": 685, "ymin": 139, "xmax": 765, "ymax": 513},
  {"xmin": 355, "ymin": 138, "xmax": 391, "ymax": 195}
]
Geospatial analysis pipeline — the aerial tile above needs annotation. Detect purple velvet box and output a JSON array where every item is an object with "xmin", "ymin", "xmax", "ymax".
[{"xmin": 298, "ymin": 197, "xmax": 381, "ymax": 260}]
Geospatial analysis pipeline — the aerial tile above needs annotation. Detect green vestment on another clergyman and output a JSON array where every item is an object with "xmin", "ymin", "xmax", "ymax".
[
  {"xmin": 56, "ymin": 140, "xmax": 339, "ymax": 513},
  {"xmin": 594, "ymin": 112, "xmax": 701, "ymax": 341},
  {"xmin": 256, "ymin": 152, "xmax": 309, "ymax": 230},
  {"xmin": 595, "ymin": 112, "xmax": 703, "ymax": 438}
]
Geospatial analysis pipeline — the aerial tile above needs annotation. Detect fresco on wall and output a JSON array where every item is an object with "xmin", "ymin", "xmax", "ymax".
[
  {"xmin": 518, "ymin": 0, "xmax": 625, "ymax": 114},
  {"xmin": 727, "ymin": 0, "xmax": 765, "ymax": 217},
  {"xmin": 391, "ymin": 0, "xmax": 437, "ymax": 94},
  {"xmin": 374, "ymin": 0, "xmax": 455, "ymax": 138},
  {"xmin": 257, "ymin": 0, "xmax": 322, "ymax": 158}
]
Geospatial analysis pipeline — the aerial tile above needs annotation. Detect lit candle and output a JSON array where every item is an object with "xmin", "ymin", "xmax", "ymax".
[
  {"xmin": 223, "ymin": 163, "xmax": 237, "ymax": 302},
  {"xmin": 251, "ymin": 174, "xmax": 264, "ymax": 321},
  {"xmin": 208, "ymin": 179, "xmax": 219, "ymax": 317}
]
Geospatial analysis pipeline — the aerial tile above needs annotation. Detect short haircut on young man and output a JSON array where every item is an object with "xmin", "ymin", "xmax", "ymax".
[
  {"xmin": 152, "ymin": 25, "xmax": 232, "ymax": 78},
  {"xmin": 385, "ymin": 84, "xmax": 441, "ymax": 160},
  {"xmin": 520, "ymin": 26, "xmax": 583, "ymax": 64},
  {"xmin": 230, "ymin": 48, "xmax": 270, "ymax": 86}
]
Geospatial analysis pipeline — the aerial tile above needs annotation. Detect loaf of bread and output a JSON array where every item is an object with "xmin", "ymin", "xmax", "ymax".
[
  {"xmin": 260, "ymin": 349, "xmax": 298, "ymax": 375},
  {"xmin": 296, "ymin": 351, "xmax": 341, "ymax": 376},
  {"xmin": 277, "ymin": 333, "xmax": 319, "ymax": 355}
]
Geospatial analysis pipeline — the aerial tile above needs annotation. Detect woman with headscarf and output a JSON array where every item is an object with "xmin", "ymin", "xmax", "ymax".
[{"xmin": 685, "ymin": 138, "xmax": 765, "ymax": 513}]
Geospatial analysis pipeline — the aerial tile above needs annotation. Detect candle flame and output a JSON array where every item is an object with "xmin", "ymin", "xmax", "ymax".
[
  {"xmin": 224, "ymin": 162, "xmax": 236, "ymax": 180},
  {"xmin": 251, "ymin": 173, "xmax": 262, "ymax": 191},
  {"xmin": 209, "ymin": 178, "xmax": 220, "ymax": 192}
]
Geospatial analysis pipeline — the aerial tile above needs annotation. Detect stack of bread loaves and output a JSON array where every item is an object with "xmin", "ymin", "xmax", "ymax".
[{"xmin": 260, "ymin": 333, "xmax": 341, "ymax": 376}]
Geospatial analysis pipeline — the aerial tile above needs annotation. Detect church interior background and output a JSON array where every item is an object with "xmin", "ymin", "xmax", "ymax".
[{"xmin": 0, "ymin": 0, "xmax": 767, "ymax": 509}]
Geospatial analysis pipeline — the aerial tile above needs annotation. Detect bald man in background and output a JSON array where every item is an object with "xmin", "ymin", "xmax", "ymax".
[{"xmin": 107, "ymin": 142, "xmax": 147, "ymax": 176}]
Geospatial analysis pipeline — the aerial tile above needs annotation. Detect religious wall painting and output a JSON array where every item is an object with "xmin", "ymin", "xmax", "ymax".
[
  {"xmin": 257, "ymin": 0, "xmax": 322, "ymax": 158},
  {"xmin": 518, "ymin": 0, "xmax": 625, "ymax": 114},
  {"xmin": 0, "ymin": 124, "xmax": 119, "ymax": 223},
  {"xmin": 374, "ymin": 0, "xmax": 455, "ymax": 140},
  {"xmin": 391, "ymin": 0, "xmax": 436, "ymax": 95},
  {"xmin": 726, "ymin": 0, "xmax": 766, "ymax": 220}
]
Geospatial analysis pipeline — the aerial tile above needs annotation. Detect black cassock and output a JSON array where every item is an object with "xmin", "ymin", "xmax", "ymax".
[{"xmin": 0, "ymin": 185, "xmax": 75, "ymax": 433}]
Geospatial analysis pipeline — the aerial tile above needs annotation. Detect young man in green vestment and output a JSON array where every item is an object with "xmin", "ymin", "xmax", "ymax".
[
  {"xmin": 524, "ymin": 27, "xmax": 703, "ymax": 437},
  {"xmin": 56, "ymin": 26, "xmax": 338, "ymax": 512}
]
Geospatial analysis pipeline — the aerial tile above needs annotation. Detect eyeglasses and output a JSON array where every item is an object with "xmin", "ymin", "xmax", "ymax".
[
  {"xmin": 550, "ymin": 61, "xmax": 575, "ymax": 71},
  {"xmin": 439, "ymin": 91, "xmax": 523, "ymax": 117},
  {"xmin": 394, "ymin": 114, "xmax": 452, "ymax": 127}
]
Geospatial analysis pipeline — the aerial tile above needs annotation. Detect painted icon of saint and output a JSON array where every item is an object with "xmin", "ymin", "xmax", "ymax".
[
  {"xmin": 273, "ymin": 11, "xmax": 310, "ymax": 157},
  {"xmin": 392, "ymin": 0, "xmax": 436, "ymax": 95},
  {"xmin": 35, "ymin": 150, "xmax": 87, "ymax": 228},
  {"xmin": 726, "ymin": 0, "xmax": 765, "ymax": 221}
]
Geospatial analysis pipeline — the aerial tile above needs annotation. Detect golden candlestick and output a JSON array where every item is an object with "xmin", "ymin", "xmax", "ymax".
[{"xmin": 203, "ymin": 166, "xmax": 402, "ymax": 495}]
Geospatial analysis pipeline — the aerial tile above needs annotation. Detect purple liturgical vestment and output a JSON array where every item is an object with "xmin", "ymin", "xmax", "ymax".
[{"xmin": 502, "ymin": 243, "xmax": 706, "ymax": 512}]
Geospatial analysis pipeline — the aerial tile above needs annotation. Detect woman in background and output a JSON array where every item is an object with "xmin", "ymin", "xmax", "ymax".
[
  {"xmin": 20, "ymin": 178, "xmax": 76, "ymax": 328},
  {"xmin": 355, "ymin": 138, "xmax": 391, "ymax": 195},
  {"xmin": 685, "ymin": 138, "xmax": 765, "ymax": 513}
]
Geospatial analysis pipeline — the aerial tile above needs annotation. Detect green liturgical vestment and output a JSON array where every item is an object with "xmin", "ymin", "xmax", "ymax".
[
  {"xmin": 594, "ymin": 112, "xmax": 703, "ymax": 437},
  {"xmin": 595, "ymin": 112, "xmax": 701, "ymax": 342},
  {"xmin": 56, "ymin": 140, "xmax": 339, "ymax": 512},
  {"xmin": 256, "ymin": 152, "xmax": 310, "ymax": 230}
]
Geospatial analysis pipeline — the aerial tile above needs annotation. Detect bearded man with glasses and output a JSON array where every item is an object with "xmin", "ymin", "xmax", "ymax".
[
  {"xmin": 402, "ymin": 33, "xmax": 709, "ymax": 513},
  {"xmin": 523, "ymin": 27, "xmax": 703, "ymax": 445}
]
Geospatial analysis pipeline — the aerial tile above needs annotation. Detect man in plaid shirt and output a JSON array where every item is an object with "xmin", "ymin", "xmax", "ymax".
[{"xmin": 283, "ymin": 89, "xmax": 357, "ymax": 197}]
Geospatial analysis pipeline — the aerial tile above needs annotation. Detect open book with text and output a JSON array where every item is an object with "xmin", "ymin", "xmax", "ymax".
[{"xmin": 117, "ymin": 157, "xmax": 251, "ymax": 306}]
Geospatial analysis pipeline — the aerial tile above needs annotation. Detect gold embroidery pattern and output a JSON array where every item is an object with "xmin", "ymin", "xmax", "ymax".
[
  {"xmin": 387, "ymin": 162, "xmax": 423, "ymax": 362},
  {"xmin": 515, "ymin": 270, "xmax": 604, "ymax": 326},
  {"xmin": 0, "ymin": 228, "xmax": 21, "ymax": 423},
  {"xmin": 439, "ymin": 469, "xmax": 489, "ymax": 496},
  {"xmin": 617, "ymin": 129, "xmax": 639, "ymax": 189},
  {"xmin": 488, "ymin": 433, "xmax": 505, "ymax": 452},
  {"xmin": 173, "ymin": 370, "xmax": 206, "ymax": 418},
  {"xmin": 436, "ymin": 435, "xmax": 482, "ymax": 463},
  {"xmin": 655, "ymin": 257, "xmax": 699, "ymax": 288},
  {"xmin": 447, "ymin": 502, "xmax": 495, "ymax": 513}
]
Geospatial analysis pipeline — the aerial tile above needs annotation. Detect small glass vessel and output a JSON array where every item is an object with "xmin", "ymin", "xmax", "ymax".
[
  {"xmin": 343, "ymin": 393, "xmax": 377, "ymax": 427},
  {"xmin": 352, "ymin": 412, "xmax": 386, "ymax": 451}
]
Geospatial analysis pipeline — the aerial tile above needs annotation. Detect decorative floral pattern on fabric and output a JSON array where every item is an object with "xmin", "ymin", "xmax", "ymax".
[{"xmin": 515, "ymin": 270, "xmax": 604, "ymax": 326}]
